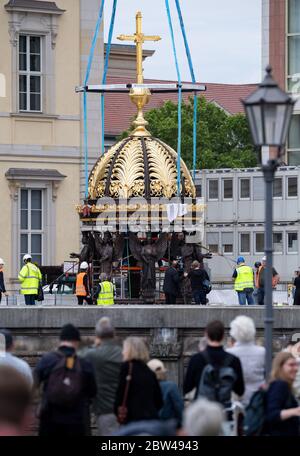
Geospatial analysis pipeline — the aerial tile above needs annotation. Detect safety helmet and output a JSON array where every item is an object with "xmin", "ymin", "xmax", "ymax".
[
  {"xmin": 0, "ymin": 258, "xmax": 4, "ymax": 265},
  {"xmin": 80, "ymin": 262, "xmax": 89, "ymax": 270},
  {"xmin": 23, "ymin": 254, "xmax": 32, "ymax": 262},
  {"xmin": 236, "ymin": 256, "xmax": 245, "ymax": 264}
]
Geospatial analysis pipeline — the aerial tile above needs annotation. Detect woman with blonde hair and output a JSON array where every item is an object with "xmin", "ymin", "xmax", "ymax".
[
  {"xmin": 265, "ymin": 351, "xmax": 300, "ymax": 436},
  {"xmin": 114, "ymin": 337, "xmax": 163, "ymax": 424}
]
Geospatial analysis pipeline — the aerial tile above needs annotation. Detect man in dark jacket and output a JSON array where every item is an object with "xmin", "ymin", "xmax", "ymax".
[
  {"xmin": 184, "ymin": 320, "xmax": 245, "ymax": 407},
  {"xmin": 35, "ymin": 324, "xmax": 97, "ymax": 436},
  {"xmin": 83, "ymin": 317, "xmax": 122, "ymax": 436},
  {"xmin": 163, "ymin": 260, "xmax": 180, "ymax": 304},
  {"xmin": 187, "ymin": 260, "xmax": 210, "ymax": 305}
]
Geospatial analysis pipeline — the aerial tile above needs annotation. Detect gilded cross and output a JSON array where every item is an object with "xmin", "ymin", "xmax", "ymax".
[{"xmin": 117, "ymin": 11, "xmax": 161, "ymax": 84}]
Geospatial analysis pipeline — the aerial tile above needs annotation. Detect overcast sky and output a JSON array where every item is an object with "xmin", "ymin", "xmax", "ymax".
[{"xmin": 104, "ymin": 0, "xmax": 262, "ymax": 84}]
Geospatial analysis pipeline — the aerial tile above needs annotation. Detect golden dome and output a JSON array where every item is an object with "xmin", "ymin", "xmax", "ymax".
[{"xmin": 88, "ymin": 134, "xmax": 196, "ymax": 200}]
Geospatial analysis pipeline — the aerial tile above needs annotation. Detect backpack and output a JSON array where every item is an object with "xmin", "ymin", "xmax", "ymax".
[
  {"xmin": 46, "ymin": 352, "xmax": 83, "ymax": 409},
  {"xmin": 243, "ymin": 388, "xmax": 267, "ymax": 436},
  {"xmin": 202, "ymin": 279, "xmax": 212, "ymax": 294},
  {"xmin": 197, "ymin": 352, "xmax": 236, "ymax": 407}
]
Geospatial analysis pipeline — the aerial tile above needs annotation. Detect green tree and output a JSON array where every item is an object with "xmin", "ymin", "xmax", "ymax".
[{"xmin": 120, "ymin": 96, "xmax": 257, "ymax": 169}]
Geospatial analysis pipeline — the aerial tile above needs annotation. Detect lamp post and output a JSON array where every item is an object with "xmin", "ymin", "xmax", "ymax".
[{"xmin": 243, "ymin": 66, "xmax": 295, "ymax": 377}]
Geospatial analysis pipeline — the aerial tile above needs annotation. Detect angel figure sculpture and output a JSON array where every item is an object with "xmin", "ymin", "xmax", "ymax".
[
  {"xmin": 129, "ymin": 232, "xmax": 168, "ymax": 304},
  {"xmin": 94, "ymin": 232, "xmax": 124, "ymax": 276}
]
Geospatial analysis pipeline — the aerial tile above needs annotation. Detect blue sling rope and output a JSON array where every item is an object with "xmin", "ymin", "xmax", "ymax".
[
  {"xmin": 101, "ymin": 0, "xmax": 118, "ymax": 155},
  {"xmin": 174, "ymin": 0, "xmax": 198, "ymax": 181},
  {"xmin": 83, "ymin": 0, "xmax": 105, "ymax": 197},
  {"xmin": 165, "ymin": 0, "xmax": 182, "ymax": 195}
]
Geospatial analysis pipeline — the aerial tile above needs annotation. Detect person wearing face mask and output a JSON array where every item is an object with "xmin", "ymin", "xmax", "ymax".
[{"xmin": 0, "ymin": 259, "xmax": 8, "ymax": 304}]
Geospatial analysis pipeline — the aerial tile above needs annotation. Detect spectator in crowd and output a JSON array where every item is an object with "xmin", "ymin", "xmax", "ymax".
[
  {"xmin": 0, "ymin": 329, "xmax": 33, "ymax": 388},
  {"xmin": 293, "ymin": 270, "xmax": 300, "ymax": 306},
  {"xmin": 83, "ymin": 317, "xmax": 122, "ymax": 436},
  {"xmin": 184, "ymin": 320, "xmax": 245, "ymax": 408},
  {"xmin": 255, "ymin": 256, "xmax": 280, "ymax": 305},
  {"xmin": 265, "ymin": 352, "xmax": 300, "ymax": 436},
  {"xmin": 163, "ymin": 260, "xmax": 180, "ymax": 305},
  {"xmin": 186, "ymin": 261, "xmax": 210, "ymax": 306},
  {"xmin": 182, "ymin": 398, "xmax": 225, "ymax": 436},
  {"xmin": 0, "ymin": 259, "xmax": 8, "ymax": 304},
  {"xmin": 114, "ymin": 337, "xmax": 163, "ymax": 424},
  {"xmin": 283, "ymin": 339, "xmax": 300, "ymax": 400},
  {"xmin": 227, "ymin": 316, "xmax": 265, "ymax": 406},
  {"xmin": 0, "ymin": 365, "xmax": 32, "ymax": 436},
  {"xmin": 35, "ymin": 324, "xmax": 97, "ymax": 436},
  {"xmin": 147, "ymin": 358, "xmax": 184, "ymax": 427},
  {"xmin": 232, "ymin": 257, "xmax": 254, "ymax": 306}
]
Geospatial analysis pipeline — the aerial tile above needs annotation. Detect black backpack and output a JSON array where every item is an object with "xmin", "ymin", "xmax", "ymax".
[
  {"xmin": 46, "ymin": 352, "xmax": 83, "ymax": 409},
  {"xmin": 197, "ymin": 352, "xmax": 236, "ymax": 407},
  {"xmin": 243, "ymin": 388, "xmax": 268, "ymax": 436}
]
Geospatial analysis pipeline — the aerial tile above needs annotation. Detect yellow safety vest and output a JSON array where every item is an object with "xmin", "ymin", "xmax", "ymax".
[
  {"xmin": 234, "ymin": 265, "xmax": 254, "ymax": 291},
  {"xmin": 97, "ymin": 281, "xmax": 114, "ymax": 306},
  {"xmin": 18, "ymin": 262, "xmax": 42, "ymax": 295}
]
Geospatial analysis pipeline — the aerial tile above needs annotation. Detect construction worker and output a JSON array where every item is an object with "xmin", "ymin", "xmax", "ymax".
[
  {"xmin": 0, "ymin": 258, "xmax": 8, "ymax": 304},
  {"xmin": 76, "ymin": 262, "xmax": 92, "ymax": 305},
  {"xmin": 255, "ymin": 256, "xmax": 280, "ymax": 305},
  {"xmin": 232, "ymin": 256, "xmax": 254, "ymax": 306},
  {"xmin": 96, "ymin": 273, "xmax": 115, "ymax": 306},
  {"xmin": 18, "ymin": 254, "xmax": 42, "ymax": 306}
]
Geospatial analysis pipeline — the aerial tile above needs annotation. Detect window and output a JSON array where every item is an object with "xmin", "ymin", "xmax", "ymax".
[
  {"xmin": 20, "ymin": 189, "xmax": 43, "ymax": 265},
  {"xmin": 240, "ymin": 233, "xmax": 250, "ymax": 254},
  {"xmin": 19, "ymin": 35, "xmax": 42, "ymax": 112},
  {"xmin": 206, "ymin": 232, "xmax": 219, "ymax": 253},
  {"xmin": 288, "ymin": 115, "xmax": 300, "ymax": 164},
  {"xmin": 288, "ymin": 232, "xmax": 298, "ymax": 253},
  {"xmin": 221, "ymin": 232, "xmax": 233, "ymax": 254},
  {"xmin": 223, "ymin": 179, "xmax": 233, "ymax": 200},
  {"xmin": 273, "ymin": 177, "xmax": 283, "ymax": 198},
  {"xmin": 288, "ymin": 176, "xmax": 298, "ymax": 197},
  {"xmin": 273, "ymin": 233, "xmax": 283, "ymax": 253},
  {"xmin": 208, "ymin": 180, "xmax": 219, "ymax": 200},
  {"xmin": 240, "ymin": 178, "xmax": 250, "ymax": 199},
  {"xmin": 255, "ymin": 233, "xmax": 264, "ymax": 254},
  {"xmin": 287, "ymin": 0, "xmax": 300, "ymax": 92},
  {"xmin": 253, "ymin": 177, "xmax": 265, "ymax": 200}
]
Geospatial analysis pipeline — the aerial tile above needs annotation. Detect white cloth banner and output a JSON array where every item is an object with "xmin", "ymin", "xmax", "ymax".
[{"xmin": 166, "ymin": 203, "xmax": 188, "ymax": 223}]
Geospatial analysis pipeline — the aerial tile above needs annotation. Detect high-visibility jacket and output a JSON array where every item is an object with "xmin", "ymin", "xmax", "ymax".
[
  {"xmin": 18, "ymin": 262, "xmax": 42, "ymax": 295},
  {"xmin": 76, "ymin": 272, "xmax": 88, "ymax": 297},
  {"xmin": 234, "ymin": 265, "xmax": 254, "ymax": 291},
  {"xmin": 97, "ymin": 281, "xmax": 114, "ymax": 306}
]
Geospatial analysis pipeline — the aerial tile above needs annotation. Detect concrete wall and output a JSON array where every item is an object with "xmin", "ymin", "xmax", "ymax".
[{"xmin": 2, "ymin": 306, "xmax": 300, "ymax": 387}]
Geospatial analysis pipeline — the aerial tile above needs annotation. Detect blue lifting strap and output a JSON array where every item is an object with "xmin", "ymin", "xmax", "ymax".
[
  {"xmin": 165, "ymin": 0, "xmax": 182, "ymax": 196},
  {"xmin": 83, "ymin": 0, "xmax": 105, "ymax": 198},
  {"xmin": 101, "ymin": 0, "xmax": 118, "ymax": 156},
  {"xmin": 174, "ymin": 0, "xmax": 198, "ymax": 182}
]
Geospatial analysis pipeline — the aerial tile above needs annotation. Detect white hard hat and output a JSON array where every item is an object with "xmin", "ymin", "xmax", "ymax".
[
  {"xmin": 262, "ymin": 256, "xmax": 267, "ymax": 262},
  {"xmin": 80, "ymin": 262, "xmax": 88, "ymax": 270},
  {"xmin": 23, "ymin": 254, "xmax": 32, "ymax": 261},
  {"xmin": 0, "ymin": 258, "xmax": 4, "ymax": 265}
]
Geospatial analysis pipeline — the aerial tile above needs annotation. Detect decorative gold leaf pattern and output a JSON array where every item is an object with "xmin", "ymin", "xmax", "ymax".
[
  {"xmin": 88, "ymin": 140, "xmax": 124, "ymax": 199},
  {"xmin": 146, "ymin": 139, "xmax": 178, "ymax": 198},
  {"xmin": 110, "ymin": 139, "xmax": 145, "ymax": 198}
]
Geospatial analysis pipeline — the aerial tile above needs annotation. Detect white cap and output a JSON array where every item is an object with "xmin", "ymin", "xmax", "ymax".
[
  {"xmin": 23, "ymin": 254, "xmax": 32, "ymax": 261},
  {"xmin": 0, "ymin": 258, "xmax": 4, "ymax": 265},
  {"xmin": 80, "ymin": 261, "xmax": 88, "ymax": 270},
  {"xmin": 262, "ymin": 256, "xmax": 267, "ymax": 262},
  {"xmin": 147, "ymin": 359, "xmax": 167, "ymax": 373}
]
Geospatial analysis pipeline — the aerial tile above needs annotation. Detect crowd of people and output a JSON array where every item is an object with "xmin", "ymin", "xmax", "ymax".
[{"xmin": 1, "ymin": 315, "xmax": 300, "ymax": 436}]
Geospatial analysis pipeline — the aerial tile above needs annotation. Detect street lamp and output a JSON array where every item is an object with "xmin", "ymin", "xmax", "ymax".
[{"xmin": 243, "ymin": 65, "xmax": 295, "ymax": 377}]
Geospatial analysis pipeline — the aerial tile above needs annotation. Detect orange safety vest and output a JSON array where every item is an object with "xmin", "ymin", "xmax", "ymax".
[
  {"xmin": 256, "ymin": 266, "xmax": 279, "ymax": 288},
  {"xmin": 76, "ymin": 272, "xmax": 88, "ymax": 296}
]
